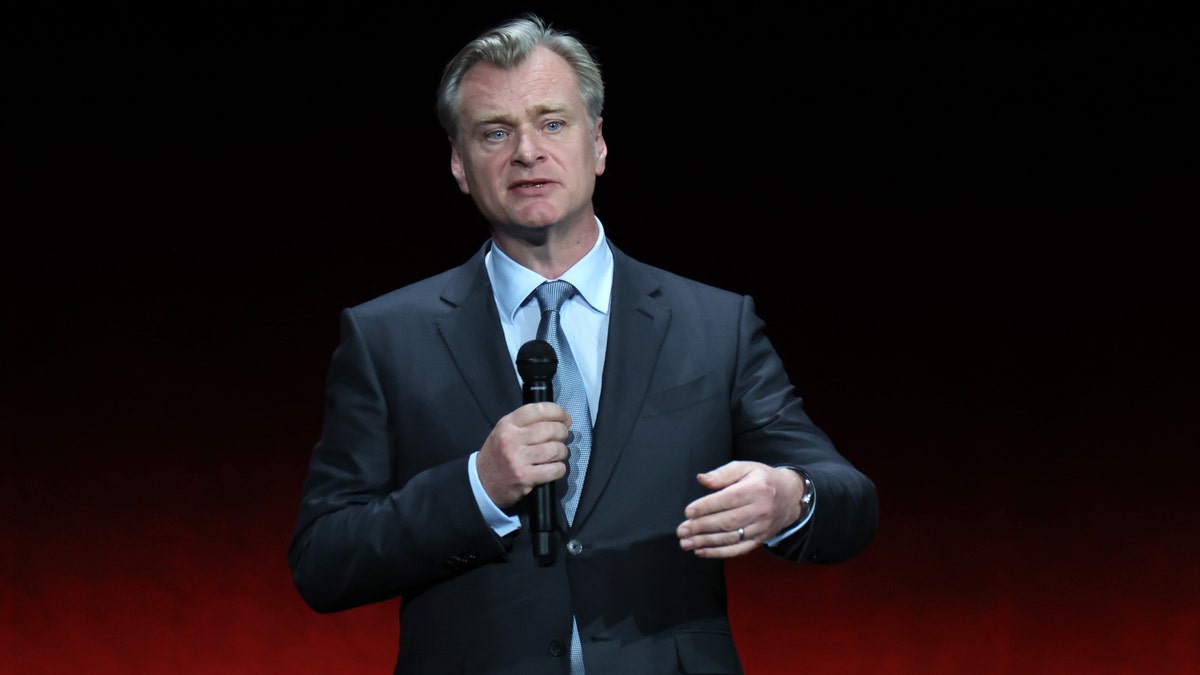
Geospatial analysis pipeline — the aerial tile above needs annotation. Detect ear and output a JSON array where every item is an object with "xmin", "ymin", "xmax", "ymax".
[
  {"xmin": 449, "ymin": 139, "xmax": 471, "ymax": 194},
  {"xmin": 593, "ymin": 118, "xmax": 607, "ymax": 176}
]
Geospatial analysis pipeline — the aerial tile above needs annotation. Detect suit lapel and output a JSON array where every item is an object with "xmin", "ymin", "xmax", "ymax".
[
  {"xmin": 573, "ymin": 243, "xmax": 669, "ymax": 528},
  {"xmin": 437, "ymin": 243, "xmax": 523, "ymax": 428}
]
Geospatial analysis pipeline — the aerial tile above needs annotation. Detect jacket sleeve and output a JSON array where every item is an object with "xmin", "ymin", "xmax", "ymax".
[
  {"xmin": 730, "ymin": 294, "xmax": 879, "ymax": 564},
  {"xmin": 286, "ymin": 308, "xmax": 510, "ymax": 613}
]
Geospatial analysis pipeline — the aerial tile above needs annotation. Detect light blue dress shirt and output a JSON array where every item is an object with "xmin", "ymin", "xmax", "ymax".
[{"xmin": 467, "ymin": 218, "xmax": 612, "ymax": 535}]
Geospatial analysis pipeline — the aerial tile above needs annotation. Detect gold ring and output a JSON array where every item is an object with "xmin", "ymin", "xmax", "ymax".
[{"xmin": 737, "ymin": 527, "xmax": 746, "ymax": 542}]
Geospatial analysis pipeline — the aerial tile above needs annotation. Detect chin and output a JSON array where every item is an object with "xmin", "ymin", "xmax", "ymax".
[{"xmin": 511, "ymin": 211, "xmax": 564, "ymax": 231}]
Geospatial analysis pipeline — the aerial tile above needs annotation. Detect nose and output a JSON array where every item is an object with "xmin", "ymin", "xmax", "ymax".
[{"xmin": 511, "ymin": 130, "xmax": 544, "ymax": 165}]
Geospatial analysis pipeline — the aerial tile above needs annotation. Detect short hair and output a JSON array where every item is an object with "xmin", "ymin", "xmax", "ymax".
[{"xmin": 435, "ymin": 13, "xmax": 605, "ymax": 144}]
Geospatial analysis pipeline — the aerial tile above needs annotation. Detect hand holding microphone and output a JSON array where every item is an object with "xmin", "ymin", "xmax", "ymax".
[{"xmin": 474, "ymin": 343, "xmax": 568, "ymax": 501}]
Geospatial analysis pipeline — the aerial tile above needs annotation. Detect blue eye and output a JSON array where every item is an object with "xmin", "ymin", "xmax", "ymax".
[
  {"xmin": 486, "ymin": 129, "xmax": 508, "ymax": 141},
  {"xmin": 545, "ymin": 121, "xmax": 562, "ymax": 132}
]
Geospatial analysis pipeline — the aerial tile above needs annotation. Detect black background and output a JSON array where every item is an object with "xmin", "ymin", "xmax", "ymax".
[{"xmin": 7, "ymin": 3, "xmax": 1198, "ymax": 673}]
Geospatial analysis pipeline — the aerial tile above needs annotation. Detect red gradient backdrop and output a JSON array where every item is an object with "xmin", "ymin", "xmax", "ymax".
[{"xmin": 8, "ymin": 4, "xmax": 1197, "ymax": 674}]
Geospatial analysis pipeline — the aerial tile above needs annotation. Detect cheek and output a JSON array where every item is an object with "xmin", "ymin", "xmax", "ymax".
[{"xmin": 464, "ymin": 155, "xmax": 506, "ymax": 186}]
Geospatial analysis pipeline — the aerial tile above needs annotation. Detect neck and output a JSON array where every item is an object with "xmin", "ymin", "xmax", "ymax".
[{"xmin": 491, "ymin": 216, "xmax": 598, "ymax": 279}]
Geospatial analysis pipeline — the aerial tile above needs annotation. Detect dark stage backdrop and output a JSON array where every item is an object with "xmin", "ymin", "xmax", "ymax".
[{"xmin": 7, "ymin": 4, "xmax": 1197, "ymax": 674}]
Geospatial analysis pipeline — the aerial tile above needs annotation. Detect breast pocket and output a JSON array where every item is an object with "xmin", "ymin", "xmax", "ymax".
[{"xmin": 643, "ymin": 372, "xmax": 723, "ymax": 417}]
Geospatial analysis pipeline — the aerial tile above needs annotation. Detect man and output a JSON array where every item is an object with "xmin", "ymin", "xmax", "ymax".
[{"xmin": 288, "ymin": 13, "xmax": 878, "ymax": 674}]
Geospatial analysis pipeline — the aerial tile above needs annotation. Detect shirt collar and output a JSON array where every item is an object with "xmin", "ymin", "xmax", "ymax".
[{"xmin": 487, "ymin": 217, "xmax": 614, "ymax": 323}]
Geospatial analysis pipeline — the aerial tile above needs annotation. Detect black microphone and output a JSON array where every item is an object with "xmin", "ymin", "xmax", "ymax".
[{"xmin": 516, "ymin": 339, "xmax": 557, "ymax": 564}]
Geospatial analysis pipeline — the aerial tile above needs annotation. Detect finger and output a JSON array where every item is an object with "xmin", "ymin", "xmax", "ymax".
[
  {"xmin": 527, "ymin": 451, "xmax": 568, "ymax": 483},
  {"xmin": 528, "ymin": 438, "xmax": 569, "ymax": 465},
  {"xmin": 513, "ymin": 401, "xmax": 571, "ymax": 427},
  {"xmin": 525, "ymin": 419, "xmax": 571, "ymax": 447},
  {"xmin": 683, "ymin": 487, "xmax": 749, "ymax": 521},
  {"xmin": 678, "ymin": 526, "xmax": 757, "ymax": 557},
  {"xmin": 676, "ymin": 507, "xmax": 755, "ymax": 541},
  {"xmin": 691, "ymin": 540, "xmax": 757, "ymax": 559},
  {"xmin": 695, "ymin": 460, "xmax": 754, "ymax": 490}
]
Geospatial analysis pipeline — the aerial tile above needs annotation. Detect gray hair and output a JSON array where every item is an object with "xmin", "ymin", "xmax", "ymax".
[{"xmin": 435, "ymin": 13, "xmax": 605, "ymax": 144}]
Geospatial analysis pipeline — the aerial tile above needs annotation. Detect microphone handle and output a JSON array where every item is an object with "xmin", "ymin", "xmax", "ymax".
[{"xmin": 525, "ymin": 379, "xmax": 555, "ymax": 565}]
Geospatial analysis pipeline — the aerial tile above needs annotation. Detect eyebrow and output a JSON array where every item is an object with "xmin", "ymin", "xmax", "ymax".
[{"xmin": 473, "ymin": 103, "xmax": 570, "ymax": 128}]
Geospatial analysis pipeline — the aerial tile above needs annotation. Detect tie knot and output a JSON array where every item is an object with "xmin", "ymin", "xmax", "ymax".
[{"xmin": 534, "ymin": 280, "xmax": 576, "ymax": 313}]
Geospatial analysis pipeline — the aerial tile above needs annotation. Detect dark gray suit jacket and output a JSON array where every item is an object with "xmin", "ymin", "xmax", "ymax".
[{"xmin": 288, "ymin": 240, "xmax": 878, "ymax": 674}]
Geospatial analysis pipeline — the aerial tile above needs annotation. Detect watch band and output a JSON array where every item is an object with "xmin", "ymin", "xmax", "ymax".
[{"xmin": 797, "ymin": 469, "xmax": 815, "ymax": 520}]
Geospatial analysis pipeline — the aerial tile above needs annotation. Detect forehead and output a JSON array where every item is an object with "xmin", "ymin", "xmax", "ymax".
[{"xmin": 458, "ymin": 47, "xmax": 581, "ymax": 121}]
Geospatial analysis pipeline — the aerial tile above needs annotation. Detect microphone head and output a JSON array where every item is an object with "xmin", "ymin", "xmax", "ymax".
[{"xmin": 516, "ymin": 339, "xmax": 558, "ymax": 381}]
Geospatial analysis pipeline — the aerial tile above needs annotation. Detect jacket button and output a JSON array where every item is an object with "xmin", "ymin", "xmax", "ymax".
[
  {"xmin": 549, "ymin": 640, "xmax": 567, "ymax": 657},
  {"xmin": 566, "ymin": 539, "xmax": 583, "ymax": 556}
]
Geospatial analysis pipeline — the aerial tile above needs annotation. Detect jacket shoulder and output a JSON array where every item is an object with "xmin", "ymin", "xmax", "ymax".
[
  {"xmin": 348, "ymin": 244, "xmax": 490, "ymax": 321},
  {"xmin": 610, "ymin": 242, "xmax": 744, "ymax": 305}
]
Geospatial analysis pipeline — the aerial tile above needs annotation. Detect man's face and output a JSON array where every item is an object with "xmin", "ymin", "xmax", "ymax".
[{"xmin": 450, "ymin": 47, "xmax": 607, "ymax": 237}]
